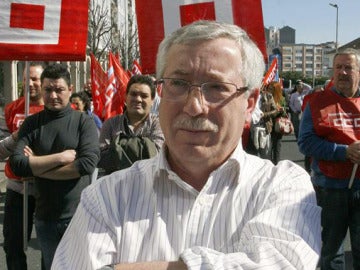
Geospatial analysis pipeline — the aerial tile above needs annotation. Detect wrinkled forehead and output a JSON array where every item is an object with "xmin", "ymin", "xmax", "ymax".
[{"xmin": 164, "ymin": 39, "xmax": 243, "ymax": 79}]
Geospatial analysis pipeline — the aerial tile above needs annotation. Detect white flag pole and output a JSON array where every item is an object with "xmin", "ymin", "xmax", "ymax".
[
  {"xmin": 23, "ymin": 61, "xmax": 30, "ymax": 251},
  {"xmin": 348, "ymin": 163, "xmax": 358, "ymax": 189}
]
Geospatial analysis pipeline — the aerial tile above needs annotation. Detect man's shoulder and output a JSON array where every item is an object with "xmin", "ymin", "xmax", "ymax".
[
  {"xmin": 103, "ymin": 114, "xmax": 124, "ymax": 126},
  {"xmin": 308, "ymin": 89, "xmax": 335, "ymax": 107},
  {"xmin": 4, "ymin": 97, "xmax": 25, "ymax": 115},
  {"xmin": 243, "ymin": 153, "xmax": 308, "ymax": 184},
  {"xmin": 148, "ymin": 113, "xmax": 160, "ymax": 123},
  {"xmin": 5, "ymin": 97, "xmax": 24, "ymax": 108},
  {"xmin": 91, "ymin": 157, "xmax": 158, "ymax": 196}
]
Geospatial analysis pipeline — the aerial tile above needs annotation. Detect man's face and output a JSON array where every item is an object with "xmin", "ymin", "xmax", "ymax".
[
  {"xmin": 333, "ymin": 54, "xmax": 360, "ymax": 97},
  {"xmin": 84, "ymin": 78, "xmax": 92, "ymax": 92},
  {"xmin": 295, "ymin": 84, "xmax": 303, "ymax": 93},
  {"xmin": 159, "ymin": 38, "xmax": 257, "ymax": 172},
  {"xmin": 42, "ymin": 78, "xmax": 73, "ymax": 111},
  {"xmin": 125, "ymin": 83, "xmax": 153, "ymax": 119},
  {"xmin": 23, "ymin": 65, "xmax": 43, "ymax": 102}
]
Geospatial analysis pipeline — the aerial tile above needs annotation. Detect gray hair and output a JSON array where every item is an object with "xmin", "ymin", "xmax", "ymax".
[
  {"xmin": 334, "ymin": 48, "xmax": 360, "ymax": 68},
  {"xmin": 156, "ymin": 20, "xmax": 265, "ymax": 91}
]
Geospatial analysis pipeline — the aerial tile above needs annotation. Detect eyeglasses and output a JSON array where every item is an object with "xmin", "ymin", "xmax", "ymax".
[{"xmin": 156, "ymin": 78, "xmax": 248, "ymax": 104}]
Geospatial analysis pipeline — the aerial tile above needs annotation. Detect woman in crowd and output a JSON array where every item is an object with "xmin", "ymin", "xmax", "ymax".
[
  {"xmin": 267, "ymin": 81, "xmax": 287, "ymax": 165},
  {"xmin": 70, "ymin": 91, "xmax": 102, "ymax": 135}
]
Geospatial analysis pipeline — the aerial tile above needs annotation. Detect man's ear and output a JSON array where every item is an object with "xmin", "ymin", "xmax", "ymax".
[
  {"xmin": 69, "ymin": 84, "xmax": 74, "ymax": 93},
  {"xmin": 156, "ymin": 83, "xmax": 163, "ymax": 98},
  {"xmin": 245, "ymin": 89, "xmax": 260, "ymax": 123}
]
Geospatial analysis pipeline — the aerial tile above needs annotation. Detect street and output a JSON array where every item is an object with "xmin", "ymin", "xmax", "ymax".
[{"xmin": 0, "ymin": 134, "xmax": 353, "ymax": 269}]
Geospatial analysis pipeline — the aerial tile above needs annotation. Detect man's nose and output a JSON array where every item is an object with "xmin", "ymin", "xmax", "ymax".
[
  {"xmin": 49, "ymin": 90, "xmax": 58, "ymax": 98},
  {"xmin": 183, "ymin": 87, "xmax": 207, "ymax": 116},
  {"xmin": 28, "ymin": 79, "xmax": 34, "ymax": 87}
]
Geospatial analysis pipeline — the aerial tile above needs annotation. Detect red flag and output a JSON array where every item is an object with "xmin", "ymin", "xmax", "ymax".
[
  {"xmin": 103, "ymin": 52, "xmax": 130, "ymax": 120},
  {"xmin": 135, "ymin": 0, "xmax": 267, "ymax": 74},
  {"xmin": 262, "ymin": 57, "xmax": 278, "ymax": 86},
  {"xmin": 131, "ymin": 60, "xmax": 143, "ymax": 75},
  {"xmin": 325, "ymin": 78, "xmax": 334, "ymax": 91},
  {"xmin": 0, "ymin": 0, "xmax": 88, "ymax": 61},
  {"xmin": 90, "ymin": 53, "xmax": 107, "ymax": 119}
]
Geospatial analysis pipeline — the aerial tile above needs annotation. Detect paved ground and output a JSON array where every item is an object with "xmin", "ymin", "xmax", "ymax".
[{"xmin": 0, "ymin": 134, "xmax": 354, "ymax": 269}]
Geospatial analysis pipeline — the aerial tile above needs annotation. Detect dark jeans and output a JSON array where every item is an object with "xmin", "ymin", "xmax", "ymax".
[
  {"xmin": 305, "ymin": 155, "xmax": 312, "ymax": 173},
  {"xmin": 271, "ymin": 131, "xmax": 283, "ymax": 165},
  {"xmin": 290, "ymin": 112, "xmax": 301, "ymax": 139},
  {"xmin": 316, "ymin": 187, "xmax": 360, "ymax": 270},
  {"xmin": 35, "ymin": 217, "xmax": 72, "ymax": 270},
  {"xmin": 3, "ymin": 188, "xmax": 35, "ymax": 270}
]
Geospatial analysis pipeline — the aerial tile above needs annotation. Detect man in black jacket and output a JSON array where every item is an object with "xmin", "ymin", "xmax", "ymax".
[{"xmin": 10, "ymin": 63, "xmax": 100, "ymax": 270}]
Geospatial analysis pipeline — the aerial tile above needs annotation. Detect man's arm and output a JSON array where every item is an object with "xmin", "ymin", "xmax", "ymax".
[
  {"xmin": 99, "ymin": 117, "xmax": 117, "ymax": 149},
  {"xmin": 35, "ymin": 162, "xmax": 81, "ymax": 180},
  {"xmin": 0, "ymin": 131, "xmax": 18, "ymax": 160},
  {"xmin": 148, "ymin": 114, "xmax": 165, "ymax": 150},
  {"xmin": 298, "ymin": 104, "xmax": 348, "ymax": 161},
  {"xmin": 112, "ymin": 261, "xmax": 186, "ymax": 270},
  {"xmin": 27, "ymin": 148, "xmax": 79, "ymax": 179},
  {"xmin": 288, "ymin": 93, "xmax": 297, "ymax": 112}
]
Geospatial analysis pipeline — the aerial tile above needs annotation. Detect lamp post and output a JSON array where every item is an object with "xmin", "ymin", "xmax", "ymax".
[{"xmin": 329, "ymin": 3, "xmax": 339, "ymax": 52}]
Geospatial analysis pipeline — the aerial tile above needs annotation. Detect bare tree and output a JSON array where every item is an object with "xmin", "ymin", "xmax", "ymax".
[
  {"xmin": 88, "ymin": 0, "xmax": 140, "ymax": 69},
  {"xmin": 88, "ymin": 0, "xmax": 112, "ymax": 60},
  {"xmin": 111, "ymin": 0, "xmax": 140, "ymax": 70}
]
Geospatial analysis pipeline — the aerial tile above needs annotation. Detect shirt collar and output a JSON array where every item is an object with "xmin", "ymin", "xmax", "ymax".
[
  {"xmin": 332, "ymin": 86, "xmax": 360, "ymax": 98},
  {"xmin": 155, "ymin": 140, "xmax": 243, "ymax": 187}
]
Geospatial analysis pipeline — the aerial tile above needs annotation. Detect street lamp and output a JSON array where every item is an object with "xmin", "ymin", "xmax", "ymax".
[{"xmin": 329, "ymin": 3, "xmax": 339, "ymax": 51}]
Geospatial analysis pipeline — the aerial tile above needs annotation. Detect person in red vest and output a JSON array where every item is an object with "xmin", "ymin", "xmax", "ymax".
[
  {"xmin": 298, "ymin": 48, "xmax": 360, "ymax": 269},
  {"xmin": 3, "ymin": 62, "xmax": 45, "ymax": 270},
  {"xmin": 300, "ymin": 85, "xmax": 324, "ymax": 173}
]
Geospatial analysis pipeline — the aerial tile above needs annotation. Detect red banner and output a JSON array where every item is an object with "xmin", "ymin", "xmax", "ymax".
[
  {"xmin": 262, "ymin": 57, "xmax": 278, "ymax": 85},
  {"xmin": 90, "ymin": 54, "xmax": 107, "ymax": 119},
  {"xmin": 102, "ymin": 53, "xmax": 129, "ymax": 120},
  {"xmin": 0, "ymin": 0, "xmax": 88, "ymax": 61},
  {"xmin": 135, "ymin": 0, "xmax": 267, "ymax": 74},
  {"xmin": 131, "ymin": 60, "xmax": 143, "ymax": 75}
]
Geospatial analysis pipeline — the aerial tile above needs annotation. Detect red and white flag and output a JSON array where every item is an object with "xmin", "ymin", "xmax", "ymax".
[
  {"xmin": 131, "ymin": 60, "xmax": 143, "ymax": 75},
  {"xmin": 262, "ymin": 57, "xmax": 278, "ymax": 86},
  {"xmin": 135, "ymin": 0, "xmax": 266, "ymax": 74},
  {"xmin": 90, "ymin": 54, "xmax": 107, "ymax": 119},
  {"xmin": 102, "ymin": 53, "xmax": 130, "ymax": 120},
  {"xmin": 0, "ymin": 0, "xmax": 88, "ymax": 61}
]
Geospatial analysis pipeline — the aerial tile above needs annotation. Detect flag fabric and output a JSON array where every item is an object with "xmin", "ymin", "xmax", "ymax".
[
  {"xmin": 131, "ymin": 60, "xmax": 143, "ymax": 75},
  {"xmin": 0, "ymin": 0, "xmax": 88, "ymax": 61},
  {"xmin": 325, "ymin": 78, "xmax": 334, "ymax": 91},
  {"xmin": 135, "ymin": 0, "xmax": 266, "ymax": 74},
  {"xmin": 102, "ymin": 52, "xmax": 130, "ymax": 120},
  {"xmin": 90, "ymin": 53, "xmax": 107, "ymax": 119},
  {"xmin": 262, "ymin": 57, "xmax": 278, "ymax": 86}
]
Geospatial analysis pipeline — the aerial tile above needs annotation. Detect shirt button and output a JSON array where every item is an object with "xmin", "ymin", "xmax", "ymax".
[{"xmin": 198, "ymin": 196, "xmax": 210, "ymax": 206}]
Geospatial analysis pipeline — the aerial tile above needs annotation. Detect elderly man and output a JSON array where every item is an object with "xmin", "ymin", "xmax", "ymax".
[
  {"xmin": 298, "ymin": 48, "xmax": 360, "ymax": 270},
  {"xmin": 52, "ymin": 21, "xmax": 321, "ymax": 270}
]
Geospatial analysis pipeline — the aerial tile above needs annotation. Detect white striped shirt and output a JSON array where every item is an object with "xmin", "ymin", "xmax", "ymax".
[{"xmin": 52, "ymin": 143, "xmax": 321, "ymax": 270}]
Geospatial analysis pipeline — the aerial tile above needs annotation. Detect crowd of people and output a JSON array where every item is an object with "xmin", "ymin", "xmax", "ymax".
[
  {"xmin": 245, "ymin": 78, "xmax": 325, "ymax": 168},
  {"xmin": 0, "ymin": 20, "xmax": 359, "ymax": 270}
]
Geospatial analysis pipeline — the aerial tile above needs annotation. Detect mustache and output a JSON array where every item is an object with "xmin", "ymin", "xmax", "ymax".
[{"xmin": 173, "ymin": 117, "xmax": 219, "ymax": 132}]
